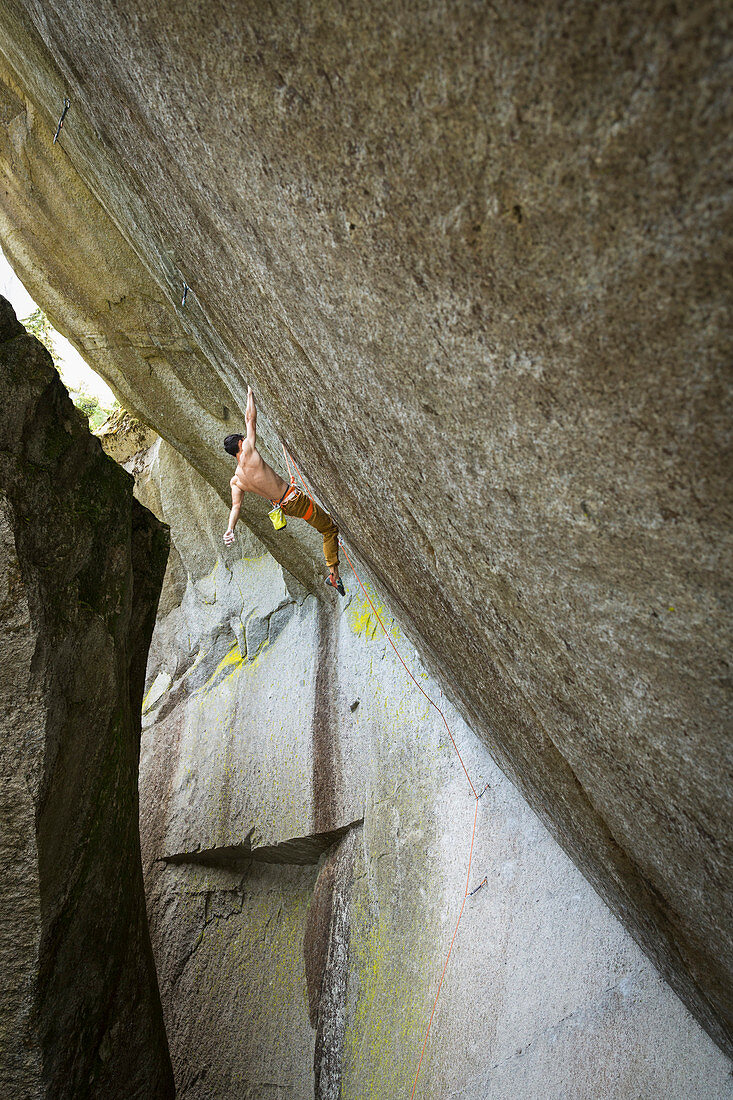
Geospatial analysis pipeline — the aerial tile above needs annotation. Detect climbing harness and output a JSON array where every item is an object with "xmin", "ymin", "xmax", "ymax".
[
  {"xmin": 282, "ymin": 444, "xmax": 488, "ymax": 1099},
  {"xmin": 267, "ymin": 446, "xmax": 299, "ymax": 529},
  {"xmin": 269, "ymin": 446, "xmax": 320, "ymax": 530},
  {"xmin": 53, "ymin": 98, "xmax": 70, "ymax": 144},
  {"xmin": 267, "ymin": 448, "xmax": 294, "ymax": 529}
]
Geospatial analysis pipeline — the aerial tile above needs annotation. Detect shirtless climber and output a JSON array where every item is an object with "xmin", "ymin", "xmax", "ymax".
[{"xmin": 223, "ymin": 387, "xmax": 345, "ymax": 595}]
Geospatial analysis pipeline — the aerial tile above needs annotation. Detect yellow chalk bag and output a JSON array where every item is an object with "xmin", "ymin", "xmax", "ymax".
[{"xmin": 268, "ymin": 506, "xmax": 287, "ymax": 531}]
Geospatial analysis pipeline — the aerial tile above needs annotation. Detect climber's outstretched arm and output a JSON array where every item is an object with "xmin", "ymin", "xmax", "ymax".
[
  {"xmin": 246, "ymin": 385, "xmax": 256, "ymax": 446},
  {"xmin": 224, "ymin": 482, "xmax": 243, "ymax": 545}
]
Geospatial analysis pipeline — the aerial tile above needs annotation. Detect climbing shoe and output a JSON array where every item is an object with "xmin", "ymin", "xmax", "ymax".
[{"xmin": 325, "ymin": 574, "xmax": 346, "ymax": 596}]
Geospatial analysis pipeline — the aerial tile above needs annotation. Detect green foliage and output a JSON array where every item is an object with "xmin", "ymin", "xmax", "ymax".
[
  {"xmin": 21, "ymin": 307, "xmax": 60, "ymax": 368},
  {"xmin": 21, "ymin": 307, "xmax": 119, "ymax": 429},
  {"xmin": 69, "ymin": 386, "xmax": 119, "ymax": 431}
]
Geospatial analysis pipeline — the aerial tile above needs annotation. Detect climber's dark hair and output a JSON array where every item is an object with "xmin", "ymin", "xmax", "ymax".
[{"xmin": 223, "ymin": 433, "xmax": 244, "ymax": 457}]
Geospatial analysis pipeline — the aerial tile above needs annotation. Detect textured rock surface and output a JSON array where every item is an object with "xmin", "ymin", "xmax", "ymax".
[
  {"xmin": 1, "ymin": 0, "xmax": 731, "ymax": 1059},
  {"xmin": 0, "ymin": 298, "xmax": 173, "ymax": 1097},
  {"xmin": 117, "ymin": 422, "xmax": 731, "ymax": 1098}
]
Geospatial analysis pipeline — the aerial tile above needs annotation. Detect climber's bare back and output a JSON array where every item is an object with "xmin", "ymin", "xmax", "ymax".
[{"xmin": 230, "ymin": 440, "xmax": 289, "ymax": 502}]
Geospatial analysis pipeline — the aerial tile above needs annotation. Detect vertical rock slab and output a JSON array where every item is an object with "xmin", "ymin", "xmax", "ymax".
[
  {"xmin": 121, "ymin": 423, "xmax": 729, "ymax": 1097},
  {"xmin": 0, "ymin": 296, "xmax": 173, "ymax": 1098}
]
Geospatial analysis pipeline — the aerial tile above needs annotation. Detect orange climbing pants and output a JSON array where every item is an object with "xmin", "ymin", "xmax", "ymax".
[{"xmin": 277, "ymin": 487, "xmax": 339, "ymax": 570}]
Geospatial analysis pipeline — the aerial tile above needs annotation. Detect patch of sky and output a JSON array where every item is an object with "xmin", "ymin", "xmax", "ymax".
[{"xmin": 1, "ymin": 248, "xmax": 118, "ymax": 428}]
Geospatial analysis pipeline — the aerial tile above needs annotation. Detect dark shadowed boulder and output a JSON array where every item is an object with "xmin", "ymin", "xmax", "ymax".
[{"xmin": 0, "ymin": 296, "xmax": 173, "ymax": 1098}]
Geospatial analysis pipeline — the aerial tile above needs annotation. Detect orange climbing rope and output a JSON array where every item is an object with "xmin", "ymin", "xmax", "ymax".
[
  {"xmin": 284, "ymin": 446, "xmax": 313, "ymax": 504},
  {"xmin": 282, "ymin": 443, "xmax": 296, "ymax": 485},
  {"xmin": 282, "ymin": 447, "xmax": 485, "ymax": 1097}
]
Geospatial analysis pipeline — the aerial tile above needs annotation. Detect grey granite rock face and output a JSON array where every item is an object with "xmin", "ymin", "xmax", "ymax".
[
  {"xmin": 119, "ymin": 424, "xmax": 730, "ymax": 1098},
  {"xmin": 0, "ymin": 298, "xmax": 173, "ymax": 1098},
  {"xmin": 245, "ymin": 613, "xmax": 269, "ymax": 659},
  {"xmin": 0, "ymin": 0, "xmax": 731, "ymax": 1060}
]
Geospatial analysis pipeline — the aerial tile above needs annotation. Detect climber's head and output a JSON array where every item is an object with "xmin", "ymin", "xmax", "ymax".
[{"xmin": 223, "ymin": 433, "xmax": 244, "ymax": 457}]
